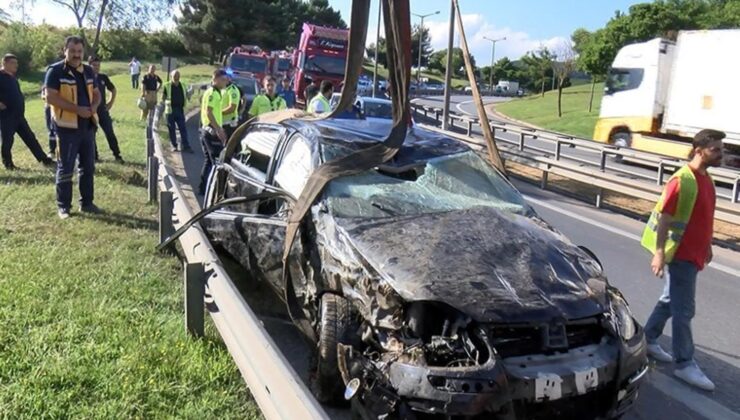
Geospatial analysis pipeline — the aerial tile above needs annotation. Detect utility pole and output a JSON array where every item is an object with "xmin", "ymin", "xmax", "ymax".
[
  {"xmin": 483, "ymin": 36, "xmax": 505, "ymax": 94},
  {"xmin": 372, "ymin": 0, "xmax": 381, "ymax": 98},
  {"xmin": 441, "ymin": 0, "xmax": 455, "ymax": 130},
  {"xmin": 412, "ymin": 10, "xmax": 439, "ymax": 83}
]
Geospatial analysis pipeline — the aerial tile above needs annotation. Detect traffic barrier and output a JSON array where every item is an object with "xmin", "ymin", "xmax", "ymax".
[{"xmin": 145, "ymin": 110, "xmax": 328, "ymax": 420}]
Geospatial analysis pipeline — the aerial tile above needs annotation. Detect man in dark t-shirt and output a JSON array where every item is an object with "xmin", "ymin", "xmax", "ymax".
[
  {"xmin": 140, "ymin": 65, "xmax": 162, "ymax": 119},
  {"xmin": 0, "ymin": 54, "xmax": 54, "ymax": 169},
  {"xmin": 89, "ymin": 56, "xmax": 122, "ymax": 162}
]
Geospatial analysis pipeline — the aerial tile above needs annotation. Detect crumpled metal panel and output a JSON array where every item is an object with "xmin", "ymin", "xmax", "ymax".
[{"xmin": 321, "ymin": 205, "xmax": 607, "ymax": 324}]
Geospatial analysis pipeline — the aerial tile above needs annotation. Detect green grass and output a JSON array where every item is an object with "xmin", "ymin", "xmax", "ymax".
[
  {"xmin": 362, "ymin": 63, "xmax": 470, "ymax": 88},
  {"xmin": 0, "ymin": 64, "xmax": 263, "ymax": 418},
  {"xmin": 496, "ymin": 82, "xmax": 604, "ymax": 139}
]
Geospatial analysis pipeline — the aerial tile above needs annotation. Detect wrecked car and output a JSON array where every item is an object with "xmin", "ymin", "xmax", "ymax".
[{"xmin": 199, "ymin": 116, "xmax": 648, "ymax": 419}]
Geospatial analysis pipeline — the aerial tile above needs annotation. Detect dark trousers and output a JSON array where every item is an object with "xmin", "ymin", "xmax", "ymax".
[
  {"xmin": 199, "ymin": 128, "xmax": 223, "ymax": 194},
  {"xmin": 56, "ymin": 120, "xmax": 96, "ymax": 210},
  {"xmin": 94, "ymin": 110, "xmax": 121, "ymax": 158},
  {"xmin": 131, "ymin": 73, "xmax": 139, "ymax": 89},
  {"xmin": 166, "ymin": 108, "xmax": 190, "ymax": 148},
  {"xmin": 45, "ymin": 106, "xmax": 57, "ymax": 154},
  {"xmin": 1, "ymin": 115, "xmax": 48, "ymax": 165}
]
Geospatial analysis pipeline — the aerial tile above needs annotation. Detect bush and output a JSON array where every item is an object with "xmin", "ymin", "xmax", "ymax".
[
  {"xmin": 0, "ymin": 23, "xmax": 34, "ymax": 75},
  {"xmin": 29, "ymin": 24, "xmax": 64, "ymax": 69}
]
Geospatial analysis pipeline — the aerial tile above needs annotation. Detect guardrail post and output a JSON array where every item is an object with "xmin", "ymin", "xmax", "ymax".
[
  {"xmin": 555, "ymin": 141, "xmax": 562, "ymax": 161},
  {"xmin": 599, "ymin": 151, "xmax": 607, "ymax": 172},
  {"xmin": 518, "ymin": 133, "xmax": 525, "ymax": 151},
  {"xmin": 595, "ymin": 189, "xmax": 603, "ymax": 209},
  {"xmin": 184, "ymin": 262, "xmax": 205, "ymax": 337},
  {"xmin": 541, "ymin": 171, "xmax": 549, "ymax": 189},
  {"xmin": 148, "ymin": 156, "xmax": 159, "ymax": 203},
  {"xmin": 657, "ymin": 162, "xmax": 665, "ymax": 186},
  {"xmin": 733, "ymin": 179, "xmax": 739, "ymax": 204},
  {"xmin": 158, "ymin": 190, "xmax": 175, "ymax": 253},
  {"xmin": 467, "ymin": 120, "xmax": 473, "ymax": 137},
  {"xmin": 435, "ymin": 111, "xmax": 441, "ymax": 123}
]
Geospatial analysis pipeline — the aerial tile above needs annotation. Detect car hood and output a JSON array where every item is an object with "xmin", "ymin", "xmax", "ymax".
[{"xmin": 333, "ymin": 206, "xmax": 608, "ymax": 324}]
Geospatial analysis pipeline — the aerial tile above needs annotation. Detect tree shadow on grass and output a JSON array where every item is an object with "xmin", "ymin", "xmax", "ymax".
[{"xmin": 0, "ymin": 172, "xmax": 55, "ymax": 186}]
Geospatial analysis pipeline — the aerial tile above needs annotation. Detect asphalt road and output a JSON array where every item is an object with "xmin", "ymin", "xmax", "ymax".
[
  {"xmin": 410, "ymin": 95, "xmax": 738, "ymax": 203},
  {"xmin": 167, "ymin": 115, "xmax": 740, "ymax": 420}
]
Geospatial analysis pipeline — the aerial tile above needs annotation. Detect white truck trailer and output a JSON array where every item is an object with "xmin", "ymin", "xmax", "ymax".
[{"xmin": 594, "ymin": 30, "xmax": 740, "ymax": 168}]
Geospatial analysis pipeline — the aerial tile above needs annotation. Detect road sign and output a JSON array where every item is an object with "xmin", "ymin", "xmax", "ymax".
[{"xmin": 162, "ymin": 57, "xmax": 177, "ymax": 81}]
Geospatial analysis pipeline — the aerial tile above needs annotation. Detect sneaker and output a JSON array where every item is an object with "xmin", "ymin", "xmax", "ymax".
[
  {"xmin": 114, "ymin": 155, "xmax": 125, "ymax": 163},
  {"xmin": 171, "ymin": 145, "xmax": 179, "ymax": 152},
  {"xmin": 674, "ymin": 364, "xmax": 715, "ymax": 391},
  {"xmin": 58, "ymin": 208, "xmax": 70, "ymax": 220},
  {"xmin": 647, "ymin": 343, "xmax": 673, "ymax": 363},
  {"xmin": 79, "ymin": 204, "xmax": 104, "ymax": 214},
  {"xmin": 47, "ymin": 152, "xmax": 56, "ymax": 160}
]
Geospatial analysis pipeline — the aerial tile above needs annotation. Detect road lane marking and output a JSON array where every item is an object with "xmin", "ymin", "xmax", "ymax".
[{"xmin": 523, "ymin": 194, "xmax": 740, "ymax": 278}]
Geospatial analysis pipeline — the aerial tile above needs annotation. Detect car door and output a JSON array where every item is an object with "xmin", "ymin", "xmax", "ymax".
[{"xmin": 202, "ymin": 123, "xmax": 294, "ymax": 293}]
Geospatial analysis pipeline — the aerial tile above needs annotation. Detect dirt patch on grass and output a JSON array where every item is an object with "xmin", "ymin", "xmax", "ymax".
[{"xmin": 506, "ymin": 161, "xmax": 740, "ymax": 247}]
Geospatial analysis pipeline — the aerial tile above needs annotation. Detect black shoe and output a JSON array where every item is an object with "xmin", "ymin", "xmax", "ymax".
[
  {"xmin": 41, "ymin": 157, "xmax": 55, "ymax": 167},
  {"xmin": 114, "ymin": 155, "xmax": 125, "ymax": 163},
  {"xmin": 3, "ymin": 162, "xmax": 18, "ymax": 170},
  {"xmin": 79, "ymin": 204, "xmax": 104, "ymax": 214},
  {"xmin": 58, "ymin": 208, "xmax": 71, "ymax": 220},
  {"xmin": 181, "ymin": 146, "xmax": 194, "ymax": 153}
]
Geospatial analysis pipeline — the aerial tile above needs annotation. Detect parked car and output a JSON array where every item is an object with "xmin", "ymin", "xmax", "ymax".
[{"xmin": 195, "ymin": 113, "xmax": 647, "ymax": 419}]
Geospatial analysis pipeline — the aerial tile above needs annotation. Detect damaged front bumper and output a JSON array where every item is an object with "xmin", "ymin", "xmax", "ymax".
[{"xmin": 342, "ymin": 332, "xmax": 647, "ymax": 419}]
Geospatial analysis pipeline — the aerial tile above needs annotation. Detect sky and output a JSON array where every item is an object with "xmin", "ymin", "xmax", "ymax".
[{"xmin": 2, "ymin": 0, "xmax": 650, "ymax": 62}]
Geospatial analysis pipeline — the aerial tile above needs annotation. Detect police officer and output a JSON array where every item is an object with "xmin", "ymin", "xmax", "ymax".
[
  {"xmin": 89, "ymin": 56, "xmax": 123, "ymax": 163},
  {"xmin": 0, "ymin": 54, "xmax": 54, "ymax": 170},
  {"xmin": 45, "ymin": 36, "xmax": 102, "ymax": 219},
  {"xmin": 307, "ymin": 80, "xmax": 333, "ymax": 114},
  {"xmin": 221, "ymin": 75, "xmax": 241, "ymax": 139},
  {"xmin": 198, "ymin": 69, "xmax": 228, "ymax": 196},
  {"xmin": 248, "ymin": 75, "xmax": 286, "ymax": 118},
  {"xmin": 162, "ymin": 69, "xmax": 192, "ymax": 152}
]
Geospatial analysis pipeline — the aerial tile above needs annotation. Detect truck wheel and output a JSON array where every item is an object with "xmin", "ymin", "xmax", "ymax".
[
  {"xmin": 609, "ymin": 130, "xmax": 632, "ymax": 162},
  {"xmin": 311, "ymin": 293, "xmax": 353, "ymax": 404}
]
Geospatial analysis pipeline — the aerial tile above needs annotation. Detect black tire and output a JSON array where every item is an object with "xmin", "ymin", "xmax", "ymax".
[{"xmin": 311, "ymin": 293, "xmax": 352, "ymax": 404}]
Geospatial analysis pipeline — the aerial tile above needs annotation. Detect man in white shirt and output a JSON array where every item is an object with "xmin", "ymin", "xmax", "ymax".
[{"xmin": 129, "ymin": 57, "xmax": 141, "ymax": 89}]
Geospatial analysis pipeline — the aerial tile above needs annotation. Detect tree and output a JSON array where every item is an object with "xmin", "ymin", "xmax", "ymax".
[
  {"xmin": 365, "ymin": 37, "xmax": 387, "ymax": 69},
  {"xmin": 410, "ymin": 24, "xmax": 432, "ymax": 71},
  {"xmin": 480, "ymin": 56, "xmax": 516, "ymax": 86},
  {"xmin": 553, "ymin": 41, "xmax": 576, "ymax": 118},
  {"xmin": 521, "ymin": 46, "xmax": 554, "ymax": 97},
  {"xmin": 48, "ymin": 0, "xmax": 175, "ymax": 54},
  {"xmin": 428, "ymin": 48, "xmax": 474, "ymax": 78}
]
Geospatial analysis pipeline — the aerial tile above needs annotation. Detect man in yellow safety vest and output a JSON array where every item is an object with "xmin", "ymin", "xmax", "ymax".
[
  {"xmin": 640, "ymin": 129, "xmax": 725, "ymax": 391},
  {"xmin": 248, "ymin": 75, "xmax": 286, "ymax": 118},
  {"xmin": 198, "ymin": 69, "xmax": 228, "ymax": 196},
  {"xmin": 221, "ymin": 74, "xmax": 241, "ymax": 139},
  {"xmin": 307, "ymin": 80, "xmax": 333, "ymax": 114}
]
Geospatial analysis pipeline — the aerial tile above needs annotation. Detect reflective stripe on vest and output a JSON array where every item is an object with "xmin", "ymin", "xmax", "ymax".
[
  {"xmin": 640, "ymin": 165, "xmax": 699, "ymax": 262},
  {"xmin": 308, "ymin": 94, "xmax": 330, "ymax": 113}
]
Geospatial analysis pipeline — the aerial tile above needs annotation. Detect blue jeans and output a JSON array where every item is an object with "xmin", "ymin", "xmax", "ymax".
[
  {"xmin": 166, "ymin": 109, "xmax": 189, "ymax": 149},
  {"xmin": 56, "ymin": 119, "xmax": 96, "ymax": 209},
  {"xmin": 644, "ymin": 259, "xmax": 698, "ymax": 368}
]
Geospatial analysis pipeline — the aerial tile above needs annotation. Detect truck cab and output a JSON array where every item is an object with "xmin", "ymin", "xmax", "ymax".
[
  {"xmin": 224, "ymin": 45, "xmax": 270, "ymax": 82},
  {"xmin": 293, "ymin": 23, "xmax": 349, "ymax": 107}
]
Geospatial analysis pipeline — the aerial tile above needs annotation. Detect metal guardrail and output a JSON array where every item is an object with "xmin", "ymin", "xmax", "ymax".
[
  {"xmin": 410, "ymin": 103, "xmax": 740, "ymax": 210},
  {"xmin": 145, "ymin": 110, "xmax": 327, "ymax": 420}
]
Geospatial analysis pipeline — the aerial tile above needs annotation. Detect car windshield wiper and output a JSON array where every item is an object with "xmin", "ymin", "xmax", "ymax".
[
  {"xmin": 371, "ymin": 202, "xmax": 397, "ymax": 216},
  {"xmin": 306, "ymin": 61, "xmax": 328, "ymax": 73}
]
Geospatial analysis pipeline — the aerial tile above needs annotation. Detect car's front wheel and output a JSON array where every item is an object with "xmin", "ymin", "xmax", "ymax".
[{"xmin": 311, "ymin": 293, "xmax": 353, "ymax": 404}]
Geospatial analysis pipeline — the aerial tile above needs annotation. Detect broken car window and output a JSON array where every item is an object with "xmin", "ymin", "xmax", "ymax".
[{"xmin": 325, "ymin": 151, "xmax": 529, "ymax": 218}]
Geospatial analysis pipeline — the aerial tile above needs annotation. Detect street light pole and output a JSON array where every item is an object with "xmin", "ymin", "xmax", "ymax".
[
  {"xmin": 412, "ymin": 10, "xmax": 439, "ymax": 83},
  {"xmin": 372, "ymin": 0, "xmax": 381, "ymax": 97},
  {"xmin": 441, "ymin": 0, "xmax": 455, "ymax": 130},
  {"xmin": 483, "ymin": 36, "xmax": 505, "ymax": 93}
]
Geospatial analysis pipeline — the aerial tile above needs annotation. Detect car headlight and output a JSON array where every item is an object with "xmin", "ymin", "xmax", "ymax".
[{"xmin": 610, "ymin": 292, "xmax": 636, "ymax": 341}]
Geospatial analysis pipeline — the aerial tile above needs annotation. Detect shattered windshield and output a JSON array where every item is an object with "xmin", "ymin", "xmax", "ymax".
[{"xmin": 325, "ymin": 151, "xmax": 529, "ymax": 218}]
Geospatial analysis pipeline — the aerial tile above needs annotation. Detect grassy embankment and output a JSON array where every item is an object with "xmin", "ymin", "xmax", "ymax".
[
  {"xmin": 0, "ymin": 62, "xmax": 263, "ymax": 418},
  {"xmin": 495, "ymin": 82, "xmax": 605, "ymax": 139}
]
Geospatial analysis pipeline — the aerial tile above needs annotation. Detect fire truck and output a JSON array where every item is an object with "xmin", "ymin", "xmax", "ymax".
[
  {"xmin": 269, "ymin": 51, "xmax": 293, "ymax": 79},
  {"xmin": 223, "ymin": 45, "xmax": 270, "ymax": 81},
  {"xmin": 292, "ymin": 23, "xmax": 349, "ymax": 107}
]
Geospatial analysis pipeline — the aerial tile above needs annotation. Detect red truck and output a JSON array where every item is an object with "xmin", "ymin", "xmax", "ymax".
[
  {"xmin": 292, "ymin": 23, "xmax": 349, "ymax": 107},
  {"xmin": 223, "ymin": 45, "xmax": 270, "ymax": 81}
]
